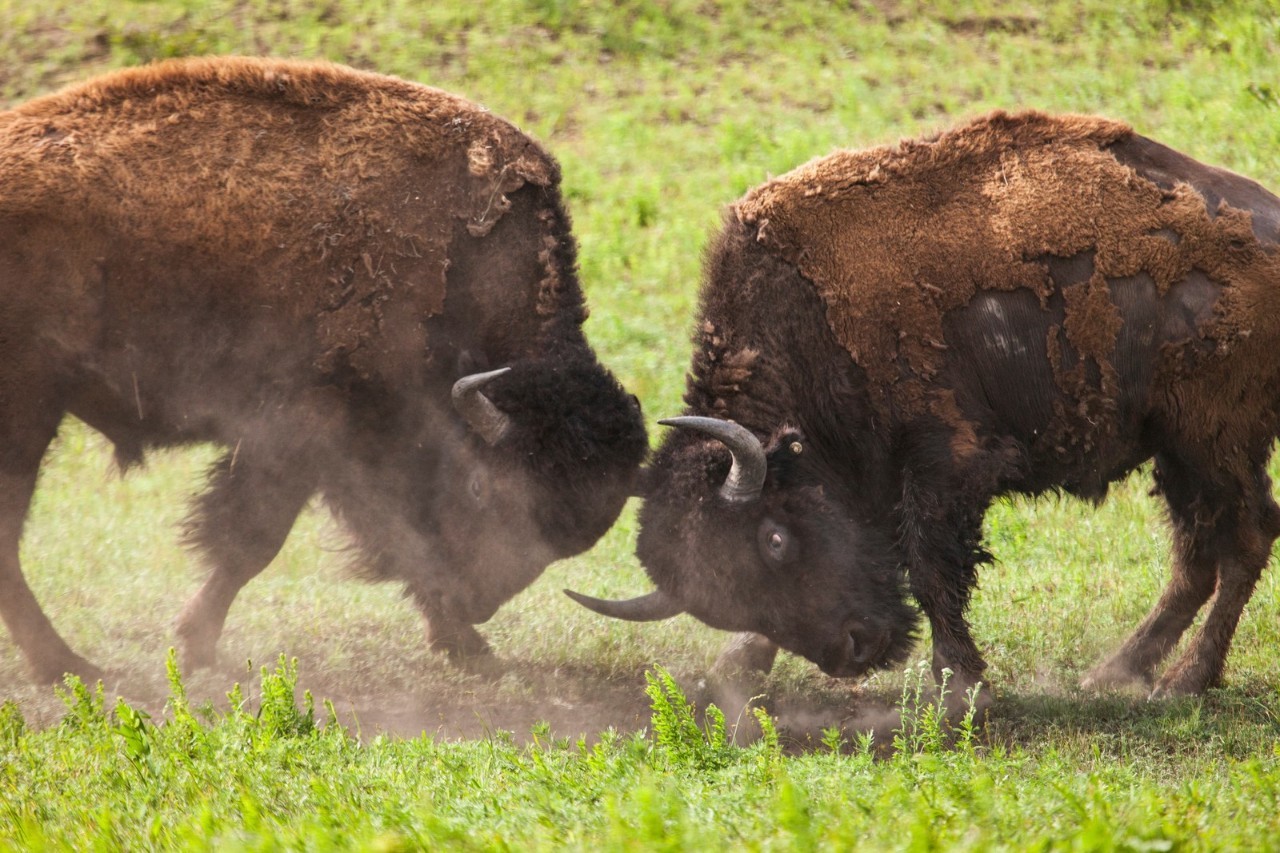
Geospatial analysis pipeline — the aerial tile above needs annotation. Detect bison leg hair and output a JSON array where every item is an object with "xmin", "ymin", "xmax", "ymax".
[
  {"xmin": 0, "ymin": 402, "xmax": 103, "ymax": 683},
  {"xmin": 899, "ymin": 471, "xmax": 991, "ymax": 697},
  {"xmin": 909, "ymin": 565, "xmax": 990, "ymax": 708},
  {"xmin": 175, "ymin": 449, "xmax": 315, "ymax": 670}
]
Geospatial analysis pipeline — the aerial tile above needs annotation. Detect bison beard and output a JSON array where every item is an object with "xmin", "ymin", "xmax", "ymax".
[
  {"xmin": 570, "ymin": 110, "xmax": 1280, "ymax": 707},
  {"xmin": 0, "ymin": 57, "xmax": 647, "ymax": 684}
]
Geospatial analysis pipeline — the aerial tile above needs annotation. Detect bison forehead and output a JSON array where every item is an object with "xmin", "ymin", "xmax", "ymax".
[{"xmin": 732, "ymin": 109, "xmax": 1264, "ymax": 420}]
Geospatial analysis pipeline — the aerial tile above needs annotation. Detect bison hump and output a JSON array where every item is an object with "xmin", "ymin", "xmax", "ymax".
[
  {"xmin": 3, "ymin": 57, "xmax": 561, "ymax": 383},
  {"xmin": 732, "ymin": 110, "xmax": 1270, "ymax": 420}
]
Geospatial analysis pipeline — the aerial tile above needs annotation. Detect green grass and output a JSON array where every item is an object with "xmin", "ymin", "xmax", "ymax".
[
  {"xmin": 2, "ymin": 0, "xmax": 1280, "ymax": 846},
  {"xmin": 5, "ymin": 660, "xmax": 1280, "ymax": 848}
]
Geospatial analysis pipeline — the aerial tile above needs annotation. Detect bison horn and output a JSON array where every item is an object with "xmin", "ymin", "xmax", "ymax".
[
  {"xmin": 659, "ymin": 416, "xmax": 767, "ymax": 502},
  {"xmin": 563, "ymin": 588, "xmax": 685, "ymax": 622},
  {"xmin": 452, "ymin": 367, "xmax": 513, "ymax": 445}
]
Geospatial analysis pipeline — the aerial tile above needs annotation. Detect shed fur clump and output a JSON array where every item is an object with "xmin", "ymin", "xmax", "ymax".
[{"xmin": 734, "ymin": 110, "xmax": 1272, "ymax": 420}]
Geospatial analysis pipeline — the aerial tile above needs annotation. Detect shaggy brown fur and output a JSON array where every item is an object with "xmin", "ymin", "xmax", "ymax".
[
  {"xmin": 610, "ymin": 111, "xmax": 1280, "ymax": 707},
  {"xmin": 0, "ymin": 58, "xmax": 646, "ymax": 684}
]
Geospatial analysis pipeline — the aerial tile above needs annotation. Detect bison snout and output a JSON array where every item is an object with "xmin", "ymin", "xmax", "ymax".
[{"xmin": 819, "ymin": 619, "xmax": 893, "ymax": 678}]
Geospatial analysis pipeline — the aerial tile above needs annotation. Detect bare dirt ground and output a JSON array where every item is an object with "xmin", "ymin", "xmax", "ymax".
[{"xmin": 1, "ymin": 646, "xmax": 897, "ymax": 751}]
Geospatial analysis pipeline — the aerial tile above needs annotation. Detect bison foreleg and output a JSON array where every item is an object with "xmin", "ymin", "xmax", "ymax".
[
  {"xmin": 414, "ymin": 598, "xmax": 498, "ymax": 675},
  {"xmin": 899, "ymin": 476, "xmax": 991, "ymax": 696},
  {"xmin": 711, "ymin": 631, "xmax": 780, "ymax": 679},
  {"xmin": 423, "ymin": 617, "xmax": 492, "ymax": 660},
  {"xmin": 700, "ymin": 632, "xmax": 779, "ymax": 724},
  {"xmin": 176, "ymin": 449, "xmax": 314, "ymax": 670},
  {"xmin": 907, "ymin": 560, "xmax": 992, "ymax": 719}
]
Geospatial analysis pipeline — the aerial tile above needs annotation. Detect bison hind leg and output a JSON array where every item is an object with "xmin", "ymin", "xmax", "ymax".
[
  {"xmin": 1083, "ymin": 451, "xmax": 1280, "ymax": 697},
  {"xmin": 175, "ymin": 450, "xmax": 314, "ymax": 670},
  {"xmin": 1150, "ymin": 463, "xmax": 1280, "ymax": 698},
  {"xmin": 0, "ymin": 397, "xmax": 104, "ymax": 683}
]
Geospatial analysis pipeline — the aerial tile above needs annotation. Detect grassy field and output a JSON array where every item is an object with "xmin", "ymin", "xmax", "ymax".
[{"xmin": 2, "ymin": 0, "xmax": 1280, "ymax": 847}]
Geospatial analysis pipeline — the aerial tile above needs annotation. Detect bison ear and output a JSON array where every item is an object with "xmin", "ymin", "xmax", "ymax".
[
  {"xmin": 767, "ymin": 428, "xmax": 806, "ymax": 458},
  {"xmin": 765, "ymin": 427, "xmax": 812, "ymax": 486},
  {"xmin": 456, "ymin": 349, "xmax": 491, "ymax": 377}
]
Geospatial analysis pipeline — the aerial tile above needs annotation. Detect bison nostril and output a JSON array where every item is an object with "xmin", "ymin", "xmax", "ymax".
[
  {"xmin": 846, "ymin": 623, "xmax": 889, "ymax": 667},
  {"xmin": 852, "ymin": 631, "xmax": 880, "ymax": 666}
]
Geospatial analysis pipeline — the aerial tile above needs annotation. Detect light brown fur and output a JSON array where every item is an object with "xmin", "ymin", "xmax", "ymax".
[{"xmin": 1, "ymin": 57, "xmax": 555, "ymax": 381}]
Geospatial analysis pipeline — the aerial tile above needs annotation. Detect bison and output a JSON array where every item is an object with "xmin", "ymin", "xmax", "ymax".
[
  {"xmin": 570, "ymin": 111, "xmax": 1280, "ymax": 706},
  {"xmin": 0, "ymin": 57, "xmax": 647, "ymax": 684}
]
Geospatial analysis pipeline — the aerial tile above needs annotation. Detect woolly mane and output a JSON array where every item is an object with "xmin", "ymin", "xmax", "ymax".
[{"xmin": 733, "ymin": 110, "xmax": 1270, "ymax": 420}]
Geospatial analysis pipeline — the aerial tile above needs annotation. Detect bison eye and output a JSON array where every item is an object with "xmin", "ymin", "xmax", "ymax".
[
  {"xmin": 468, "ymin": 473, "xmax": 487, "ymax": 504},
  {"xmin": 757, "ymin": 518, "xmax": 798, "ymax": 567}
]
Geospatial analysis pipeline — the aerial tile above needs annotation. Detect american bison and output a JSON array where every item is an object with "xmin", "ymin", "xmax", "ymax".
[
  {"xmin": 0, "ymin": 57, "xmax": 647, "ymax": 683},
  {"xmin": 570, "ymin": 111, "xmax": 1280, "ymax": 705}
]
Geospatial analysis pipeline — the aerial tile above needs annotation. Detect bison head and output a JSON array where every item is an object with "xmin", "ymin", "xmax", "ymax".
[
  {"xmin": 403, "ymin": 356, "xmax": 647, "ymax": 626},
  {"xmin": 568, "ymin": 416, "xmax": 918, "ymax": 678}
]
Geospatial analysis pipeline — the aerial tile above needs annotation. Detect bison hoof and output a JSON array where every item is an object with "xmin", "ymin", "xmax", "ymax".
[
  {"xmin": 32, "ymin": 653, "xmax": 104, "ymax": 686},
  {"xmin": 179, "ymin": 643, "xmax": 219, "ymax": 673},
  {"xmin": 175, "ymin": 620, "xmax": 220, "ymax": 672},
  {"xmin": 1148, "ymin": 665, "xmax": 1214, "ymax": 700},
  {"xmin": 428, "ymin": 622, "xmax": 493, "ymax": 660},
  {"xmin": 1080, "ymin": 659, "xmax": 1151, "ymax": 695},
  {"xmin": 932, "ymin": 670, "xmax": 994, "ymax": 723}
]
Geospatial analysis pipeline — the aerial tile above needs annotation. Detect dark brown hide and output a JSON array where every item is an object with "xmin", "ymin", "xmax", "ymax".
[
  {"xmin": 626, "ymin": 111, "xmax": 1280, "ymax": 702},
  {"xmin": 0, "ymin": 58, "xmax": 646, "ymax": 683}
]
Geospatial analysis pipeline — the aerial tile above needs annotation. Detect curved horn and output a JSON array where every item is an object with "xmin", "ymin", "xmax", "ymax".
[
  {"xmin": 452, "ymin": 367, "xmax": 513, "ymax": 445},
  {"xmin": 659, "ymin": 416, "xmax": 767, "ymax": 503},
  {"xmin": 563, "ymin": 588, "xmax": 685, "ymax": 622}
]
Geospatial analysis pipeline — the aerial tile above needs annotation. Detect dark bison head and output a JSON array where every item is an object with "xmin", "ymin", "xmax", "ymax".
[
  {"xmin": 410, "ymin": 355, "xmax": 647, "ymax": 624},
  {"xmin": 569, "ymin": 416, "xmax": 918, "ymax": 678}
]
